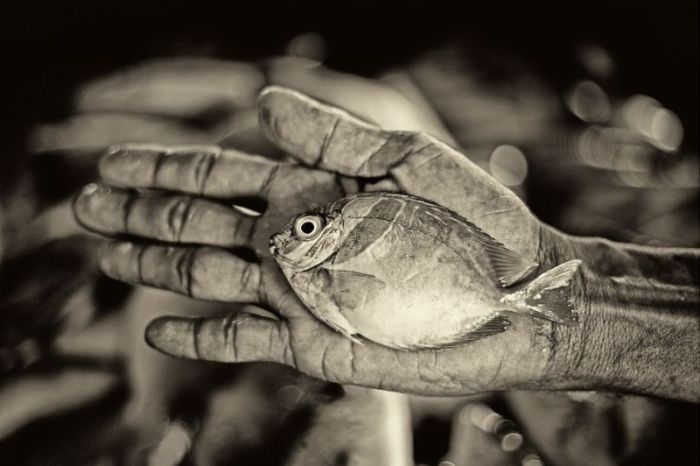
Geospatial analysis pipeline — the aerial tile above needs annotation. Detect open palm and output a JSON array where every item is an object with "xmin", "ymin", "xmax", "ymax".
[{"xmin": 75, "ymin": 87, "xmax": 555, "ymax": 395}]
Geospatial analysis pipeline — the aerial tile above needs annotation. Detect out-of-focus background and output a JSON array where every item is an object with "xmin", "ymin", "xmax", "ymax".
[{"xmin": 0, "ymin": 1, "xmax": 698, "ymax": 465}]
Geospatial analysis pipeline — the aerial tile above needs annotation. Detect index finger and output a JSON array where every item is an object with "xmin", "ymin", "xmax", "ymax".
[
  {"xmin": 76, "ymin": 57, "xmax": 264, "ymax": 116},
  {"xmin": 99, "ymin": 144, "xmax": 286, "ymax": 198}
]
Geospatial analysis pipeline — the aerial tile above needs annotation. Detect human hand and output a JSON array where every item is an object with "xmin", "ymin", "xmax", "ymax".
[
  {"xmin": 32, "ymin": 57, "xmax": 446, "ymax": 465},
  {"xmin": 73, "ymin": 86, "xmax": 571, "ymax": 397}
]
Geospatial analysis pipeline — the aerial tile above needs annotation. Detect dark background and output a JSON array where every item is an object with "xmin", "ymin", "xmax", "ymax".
[{"xmin": 0, "ymin": 1, "xmax": 697, "ymax": 465}]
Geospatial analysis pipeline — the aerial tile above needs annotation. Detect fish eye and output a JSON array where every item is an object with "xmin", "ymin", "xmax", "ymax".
[{"xmin": 294, "ymin": 215, "xmax": 324, "ymax": 240}]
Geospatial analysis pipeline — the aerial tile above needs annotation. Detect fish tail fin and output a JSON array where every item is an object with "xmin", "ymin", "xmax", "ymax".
[{"xmin": 501, "ymin": 259, "xmax": 582, "ymax": 325}]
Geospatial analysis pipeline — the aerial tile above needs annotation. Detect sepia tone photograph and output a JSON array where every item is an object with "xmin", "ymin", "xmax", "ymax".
[{"xmin": 0, "ymin": 1, "xmax": 698, "ymax": 465}]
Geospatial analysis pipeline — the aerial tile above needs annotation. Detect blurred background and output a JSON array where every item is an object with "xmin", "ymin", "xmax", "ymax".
[{"xmin": 0, "ymin": 1, "xmax": 698, "ymax": 465}]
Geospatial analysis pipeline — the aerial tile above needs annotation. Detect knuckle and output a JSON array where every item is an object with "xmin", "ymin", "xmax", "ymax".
[
  {"xmin": 174, "ymin": 247, "xmax": 198, "ymax": 296},
  {"xmin": 192, "ymin": 149, "xmax": 220, "ymax": 194},
  {"xmin": 222, "ymin": 314, "xmax": 240, "ymax": 361},
  {"xmin": 163, "ymin": 196, "xmax": 194, "ymax": 241},
  {"xmin": 190, "ymin": 318, "xmax": 205, "ymax": 359},
  {"xmin": 318, "ymin": 345, "xmax": 334, "ymax": 381},
  {"xmin": 151, "ymin": 149, "xmax": 167, "ymax": 185},
  {"xmin": 390, "ymin": 129, "xmax": 422, "ymax": 147},
  {"xmin": 239, "ymin": 262, "xmax": 261, "ymax": 297},
  {"xmin": 318, "ymin": 115, "xmax": 341, "ymax": 164},
  {"xmin": 279, "ymin": 326, "xmax": 299, "ymax": 369},
  {"xmin": 347, "ymin": 343, "xmax": 363, "ymax": 384},
  {"xmin": 121, "ymin": 194, "xmax": 137, "ymax": 233},
  {"xmin": 232, "ymin": 214, "xmax": 255, "ymax": 245},
  {"xmin": 259, "ymin": 163, "xmax": 281, "ymax": 197},
  {"xmin": 402, "ymin": 131, "xmax": 436, "ymax": 154},
  {"xmin": 313, "ymin": 340, "xmax": 351, "ymax": 384},
  {"xmin": 134, "ymin": 243, "xmax": 148, "ymax": 283}
]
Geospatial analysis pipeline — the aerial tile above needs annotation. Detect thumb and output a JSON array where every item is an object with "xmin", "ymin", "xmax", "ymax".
[{"xmin": 257, "ymin": 86, "xmax": 428, "ymax": 178}]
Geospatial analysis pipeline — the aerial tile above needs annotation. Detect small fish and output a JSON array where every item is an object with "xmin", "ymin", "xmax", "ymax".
[{"xmin": 269, "ymin": 192, "xmax": 581, "ymax": 350}]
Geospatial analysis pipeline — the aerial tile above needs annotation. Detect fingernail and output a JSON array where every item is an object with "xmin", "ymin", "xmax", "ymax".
[
  {"xmin": 80, "ymin": 183, "xmax": 110, "ymax": 197},
  {"xmin": 105, "ymin": 144, "xmax": 124, "ymax": 156},
  {"xmin": 145, "ymin": 317, "xmax": 197, "ymax": 359},
  {"xmin": 99, "ymin": 242, "xmax": 132, "ymax": 276},
  {"xmin": 99, "ymin": 145, "xmax": 128, "ymax": 172},
  {"xmin": 74, "ymin": 184, "xmax": 110, "ymax": 219},
  {"xmin": 99, "ymin": 251, "xmax": 117, "ymax": 276}
]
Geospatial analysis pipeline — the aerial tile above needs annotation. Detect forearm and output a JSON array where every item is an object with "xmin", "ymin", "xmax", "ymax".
[{"xmin": 539, "ymin": 226, "xmax": 700, "ymax": 401}]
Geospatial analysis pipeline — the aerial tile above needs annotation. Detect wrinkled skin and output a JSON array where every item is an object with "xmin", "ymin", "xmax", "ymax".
[
  {"xmin": 19, "ymin": 58, "xmax": 441, "ymax": 464},
  {"xmin": 74, "ymin": 84, "xmax": 561, "ymax": 396},
  {"xmin": 23, "ymin": 53, "xmax": 693, "ymax": 466},
  {"xmin": 73, "ymin": 83, "xmax": 700, "ymax": 401}
]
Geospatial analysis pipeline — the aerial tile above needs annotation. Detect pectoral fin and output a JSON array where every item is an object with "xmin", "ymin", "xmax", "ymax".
[
  {"xmin": 323, "ymin": 269, "xmax": 386, "ymax": 290},
  {"xmin": 310, "ymin": 268, "xmax": 390, "ymax": 345},
  {"xmin": 322, "ymin": 268, "xmax": 386, "ymax": 313},
  {"xmin": 293, "ymin": 269, "xmax": 364, "ymax": 344},
  {"xmin": 312, "ymin": 303, "xmax": 364, "ymax": 344}
]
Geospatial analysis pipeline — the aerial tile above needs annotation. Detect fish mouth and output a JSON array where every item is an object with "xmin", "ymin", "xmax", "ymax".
[
  {"xmin": 268, "ymin": 237, "xmax": 279, "ymax": 256},
  {"xmin": 269, "ymin": 235, "xmax": 292, "ymax": 264},
  {"xmin": 268, "ymin": 240, "xmax": 299, "ymax": 268}
]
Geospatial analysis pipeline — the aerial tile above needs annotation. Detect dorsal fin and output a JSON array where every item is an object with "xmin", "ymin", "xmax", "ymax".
[
  {"xmin": 415, "ymin": 198, "xmax": 538, "ymax": 288},
  {"xmin": 334, "ymin": 192, "xmax": 539, "ymax": 287},
  {"xmin": 456, "ymin": 217, "xmax": 538, "ymax": 287},
  {"xmin": 480, "ymin": 238, "xmax": 539, "ymax": 287}
]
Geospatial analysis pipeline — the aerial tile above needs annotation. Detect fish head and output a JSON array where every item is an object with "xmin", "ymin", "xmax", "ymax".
[{"xmin": 269, "ymin": 209, "xmax": 344, "ymax": 274}]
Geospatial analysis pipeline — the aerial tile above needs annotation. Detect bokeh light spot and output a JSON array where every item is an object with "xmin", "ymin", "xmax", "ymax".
[
  {"xmin": 489, "ymin": 145, "xmax": 528, "ymax": 186},
  {"xmin": 650, "ymin": 108, "xmax": 683, "ymax": 152},
  {"xmin": 566, "ymin": 80, "xmax": 611, "ymax": 122}
]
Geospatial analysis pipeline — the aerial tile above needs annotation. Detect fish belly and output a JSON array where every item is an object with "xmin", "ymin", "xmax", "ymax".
[{"xmin": 334, "ymin": 234, "xmax": 503, "ymax": 349}]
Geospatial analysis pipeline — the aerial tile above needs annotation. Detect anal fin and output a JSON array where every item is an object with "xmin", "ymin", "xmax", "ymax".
[
  {"xmin": 404, "ymin": 314, "xmax": 512, "ymax": 350},
  {"xmin": 456, "ymin": 314, "xmax": 512, "ymax": 343}
]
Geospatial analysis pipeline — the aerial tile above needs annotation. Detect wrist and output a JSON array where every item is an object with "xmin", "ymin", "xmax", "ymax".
[{"xmin": 535, "ymin": 225, "xmax": 699, "ymax": 401}]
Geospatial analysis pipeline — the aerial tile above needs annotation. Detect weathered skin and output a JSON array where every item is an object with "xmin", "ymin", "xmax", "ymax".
[
  {"xmin": 271, "ymin": 192, "xmax": 579, "ymax": 350},
  {"xmin": 69, "ymin": 86, "xmax": 699, "ymax": 402}
]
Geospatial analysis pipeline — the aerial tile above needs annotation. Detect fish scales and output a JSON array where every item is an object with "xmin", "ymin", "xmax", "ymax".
[
  {"xmin": 271, "ymin": 192, "xmax": 582, "ymax": 350},
  {"xmin": 325, "ymin": 198, "xmax": 498, "ymax": 347}
]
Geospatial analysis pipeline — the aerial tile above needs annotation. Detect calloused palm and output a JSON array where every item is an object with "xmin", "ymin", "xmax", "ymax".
[{"xmin": 74, "ymin": 87, "xmax": 563, "ymax": 395}]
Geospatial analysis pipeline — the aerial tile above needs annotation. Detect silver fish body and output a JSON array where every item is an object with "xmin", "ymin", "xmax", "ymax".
[{"xmin": 270, "ymin": 192, "xmax": 580, "ymax": 350}]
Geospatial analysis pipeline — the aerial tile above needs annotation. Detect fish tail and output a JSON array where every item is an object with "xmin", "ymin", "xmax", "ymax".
[{"xmin": 501, "ymin": 260, "xmax": 582, "ymax": 325}]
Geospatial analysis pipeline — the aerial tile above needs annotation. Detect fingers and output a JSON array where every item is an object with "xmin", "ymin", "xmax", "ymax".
[
  {"xmin": 258, "ymin": 86, "xmax": 536, "ymax": 257},
  {"xmin": 268, "ymin": 57, "xmax": 455, "ymax": 141},
  {"xmin": 145, "ymin": 313, "xmax": 292, "ymax": 364},
  {"xmin": 0, "ymin": 369, "xmax": 119, "ymax": 439},
  {"xmin": 255, "ymin": 85, "xmax": 477, "ymax": 186},
  {"xmin": 75, "ymin": 57, "xmax": 263, "ymax": 116},
  {"xmin": 74, "ymin": 184, "xmax": 255, "ymax": 247},
  {"xmin": 98, "ymin": 144, "xmax": 285, "ymax": 198},
  {"xmin": 29, "ymin": 113, "xmax": 213, "ymax": 153},
  {"xmin": 100, "ymin": 241, "xmax": 263, "ymax": 302},
  {"xmin": 258, "ymin": 86, "xmax": 424, "ymax": 177}
]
